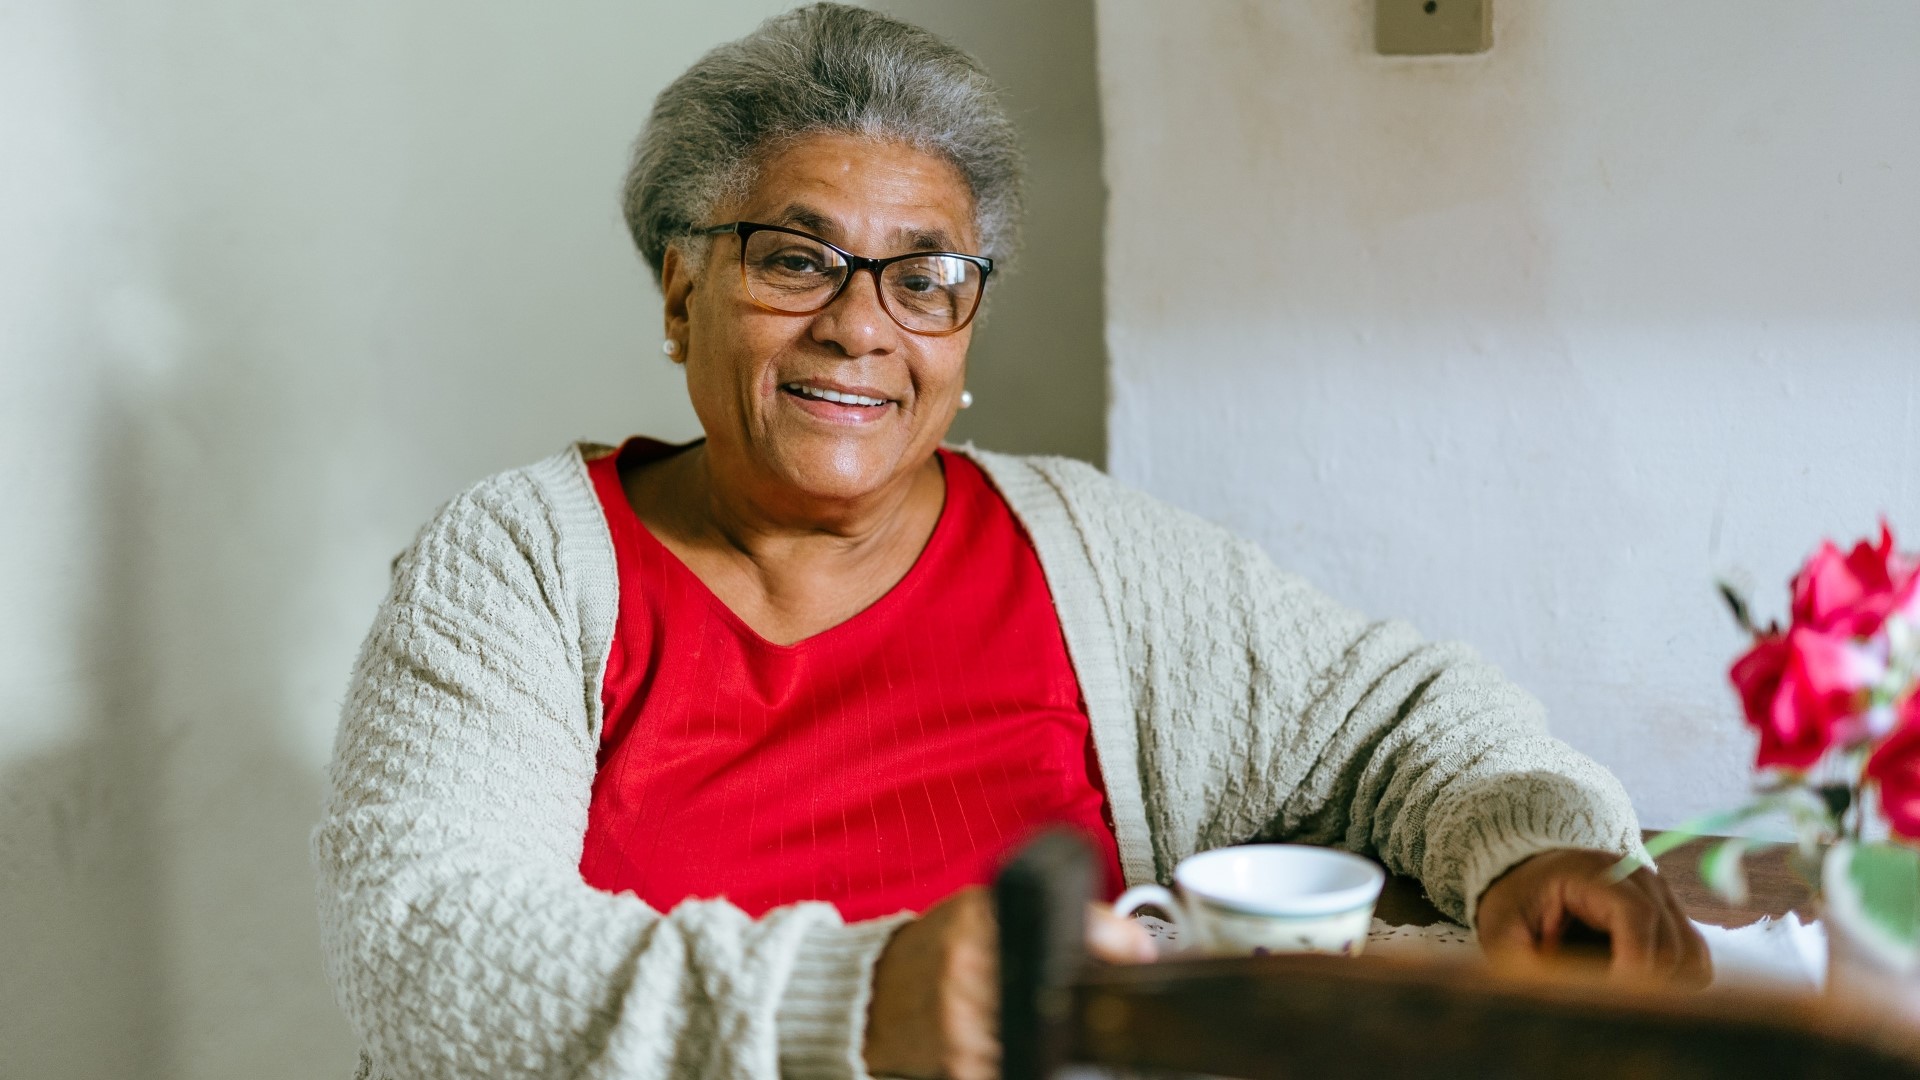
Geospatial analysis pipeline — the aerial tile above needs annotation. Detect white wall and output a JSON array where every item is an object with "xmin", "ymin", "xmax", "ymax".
[
  {"xmin": 1097, "ymin": 0, "xmax": 1920, "ymax": 828},
  {"xmin": 0, "ymin": 3, "xmax": 767, "ymax": 1078},
  {"xmin": 0, "ymin": 2, "xmax": 1104, "ymax": 1077},
  {"xmin": 878, "ymin": 0, "xmax": 1108, "ymax": 464}
]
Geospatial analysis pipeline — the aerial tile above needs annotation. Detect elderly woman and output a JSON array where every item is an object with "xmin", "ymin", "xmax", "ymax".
[{"xmin": 314, "ymin": 5, "xmax": 1707, "ymax": 1079}]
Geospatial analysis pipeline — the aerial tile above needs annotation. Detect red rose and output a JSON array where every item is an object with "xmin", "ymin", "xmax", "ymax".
[
  {"xmin": 1731, "ymin": 635, "xmax": 1793, "ymax": 755},
  {"xmin": 1790, "ymin": 523, "xmax": 1920, "ymax": 638},
  {"xmin": 1865, "ymin": 695, "xmax": 1920, "ymax": 841},
  {"xmin": 1730, "ymin": 627, "xmax": 1874, "ymax": 769}
]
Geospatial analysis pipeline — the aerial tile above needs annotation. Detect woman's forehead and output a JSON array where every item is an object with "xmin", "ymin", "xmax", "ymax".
[{"xmin": 735, "ymin": 134, "xmax": 979, "ymax": 252}]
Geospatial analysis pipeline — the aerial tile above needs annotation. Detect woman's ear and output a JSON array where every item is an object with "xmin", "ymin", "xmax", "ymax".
[{"xmin": 660, "ymin": 243, "xmax": 694, "ymax": 364}]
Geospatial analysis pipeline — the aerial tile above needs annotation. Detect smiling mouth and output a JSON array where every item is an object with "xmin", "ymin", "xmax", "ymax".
[{"xmin": 781, "ymin": 382, "xmax": 893, "ymax": 408}]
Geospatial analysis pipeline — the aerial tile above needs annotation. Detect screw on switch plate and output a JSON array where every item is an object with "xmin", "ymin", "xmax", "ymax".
[{"xmin": 1376, "ymin": 0, "xmax": 1491, "ymax": 55}]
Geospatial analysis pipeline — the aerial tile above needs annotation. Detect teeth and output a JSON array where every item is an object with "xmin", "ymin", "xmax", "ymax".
[{"xmin": 784, "ymin": 383, "xmax": 888, "ymax": 407}]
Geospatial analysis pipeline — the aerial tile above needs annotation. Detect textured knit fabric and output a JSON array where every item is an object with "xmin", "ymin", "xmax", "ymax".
[
  {"xmin": 314, "ymin": 441, "xmax": 1649, "ymax": 1080},
  {"xmin": 579, "ymin": 440, "xmax": 1124, "ymax": 921}
]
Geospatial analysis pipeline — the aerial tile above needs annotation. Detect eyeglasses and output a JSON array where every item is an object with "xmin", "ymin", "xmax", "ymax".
[{"xmin": 693, "ymin": 221, "xmax": 994, "ymax": 336}]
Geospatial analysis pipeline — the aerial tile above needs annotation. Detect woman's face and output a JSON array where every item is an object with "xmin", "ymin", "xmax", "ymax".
[{"xmin": 663, "ymin": 133, "xmax": 979, "ymax": 508}]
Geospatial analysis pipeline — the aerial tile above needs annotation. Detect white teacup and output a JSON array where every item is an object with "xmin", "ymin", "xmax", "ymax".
[{"xmin": 1112, "ymin": 844, "xmax": 1384, "ymax": 958}]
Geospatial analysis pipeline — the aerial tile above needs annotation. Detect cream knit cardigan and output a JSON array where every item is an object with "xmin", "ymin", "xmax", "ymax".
[{"xmin": 313, "ymin": 442, "xmax": 1648, "ymax": 1080}]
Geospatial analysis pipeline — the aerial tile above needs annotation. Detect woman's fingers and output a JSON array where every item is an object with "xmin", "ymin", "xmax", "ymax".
[
  {"xmin": 938, "ymin": 891, "xmax": 1000, "ymax": 1080},
  {"xmin": 1586, "ymin": 884, "xmax": 1659, "ymax": 976},
  {"xmin": 1476, "ymin": 850, "xmax": 1711, "ymax": 988},
  {"xmin": 1613, "ymin": 871, "xmax": 1710, "ymax": 987},
  {"xmin": 1474, "ymin": 868, "xmax": 1555, "ymax": 964},
  {"xmin": 1477, "ymin": 914, "xmax": 1544, "ymax": 971},
  {"xmin": 864, "ymin": 887, "xmax": 1001, "ymax": 1080},
  {"xmin": 1564, "ymin": 866, "xmax": 1711, "ymax": 987},
  {"xmin": 866, "ymin": 889, "xmax": 1167, "ymax": 1079},
  {"xmin": 1659, "ymin": 882, "xmax": 1713, "ymax": 988},
  {"xmin": 1086, "ymin": 903, "xmax": 1157, "ymax": 963}
]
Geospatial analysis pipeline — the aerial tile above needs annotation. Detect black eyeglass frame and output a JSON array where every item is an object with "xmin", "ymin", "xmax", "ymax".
[{"xmin": 693, "ymin": 221, "xmax": 995, "ymax": 337}]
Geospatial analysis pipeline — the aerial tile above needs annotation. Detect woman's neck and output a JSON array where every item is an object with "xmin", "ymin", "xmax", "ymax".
[{"xmin": 623, "ymin": 444, "xmax": 947, "ymax": 644}]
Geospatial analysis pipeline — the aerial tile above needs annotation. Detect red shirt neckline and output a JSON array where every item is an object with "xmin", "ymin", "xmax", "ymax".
[
  {"xmin": 581, "ymin": 436, "xmax": 1126, "ymax": 918},
  {"xmin": 594, "ymin": 438, "xmax": 959, "ymax": 654}
]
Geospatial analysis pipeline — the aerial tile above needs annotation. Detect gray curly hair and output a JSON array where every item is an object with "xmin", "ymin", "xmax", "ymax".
[{"xmin": 622, "ymin": 3, "xmax": 1024, "ymax": 284}]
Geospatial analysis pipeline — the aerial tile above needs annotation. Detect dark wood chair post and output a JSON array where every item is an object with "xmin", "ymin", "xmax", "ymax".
[{"xmin": 994, "ymin": 830, "xmax": 1096, "ymax": 1080}]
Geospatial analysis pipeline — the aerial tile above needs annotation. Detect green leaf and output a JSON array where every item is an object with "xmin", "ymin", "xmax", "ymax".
[
  {"xmin": 1616, "ymin": 797, "xmax": 1818, "ymax": 885},
  {"xmin": 1817, "ymin": 784, "xmax": 1853, "ymax": 821},
  {"xmin": 1636, "ymin": 831, "xmax": 1698, "ymax": 865},
  {"xmin": 1717, "ymin": 581, "xmax": 1756, "ymax": 634},
  {"xmin": 1847, "ymin": 843, "xmax": 1920, "ymax": 948},
  {"xmin": 1637, "ymin": 802, "xmax": 1780, "ymax": 864},
  {"xmin": 1700, "ymin": 838, "xmax": 1754, "ymax": 906}
]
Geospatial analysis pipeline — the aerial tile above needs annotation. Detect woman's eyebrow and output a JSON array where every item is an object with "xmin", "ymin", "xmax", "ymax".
[
  {"xmin": 775, "ymin": 205, "xmax": 839, "ymax": 236},
  {"xmin": 897, "ymin": 227, "xmax": 952, "ymax": 252},
  {"xmin": 772, "ymin": 204, "xmax": 958, "ymax": 253}
]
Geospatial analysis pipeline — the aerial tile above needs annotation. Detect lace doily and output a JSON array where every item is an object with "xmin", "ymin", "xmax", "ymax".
[{"xmin": 1132, "ymin": 914, "xmax": 1475, "ymax": 958}]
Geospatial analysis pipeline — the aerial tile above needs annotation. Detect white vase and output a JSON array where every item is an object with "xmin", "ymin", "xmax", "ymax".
[{"xmin": 1822, "ymin": 842, "xmax": 1920, "ymax": 1022}]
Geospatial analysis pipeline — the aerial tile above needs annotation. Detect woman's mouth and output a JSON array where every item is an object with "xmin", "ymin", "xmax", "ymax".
[
  {"xmin": 781, "ymin": 382, "xmax": 892, "ymax": 408},
  {"xmin": 778, "ymin": 382, "xmax": 897, "ymax": 424}
]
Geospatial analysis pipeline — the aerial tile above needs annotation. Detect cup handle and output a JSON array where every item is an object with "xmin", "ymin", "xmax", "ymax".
[{"xmin": 1112, "ymin": 883, "xmax": 1191, "ymax": 948}]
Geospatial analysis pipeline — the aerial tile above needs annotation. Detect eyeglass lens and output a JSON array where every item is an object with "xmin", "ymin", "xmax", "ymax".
[{"xmin": 740, "ymin": 229, "xmax": 983, "ymax": 333}]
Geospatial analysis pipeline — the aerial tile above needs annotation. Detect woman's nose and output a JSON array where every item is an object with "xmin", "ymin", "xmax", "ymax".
[{"xmin": 808, "ymin": 268, "xmax": 899, "ymax": 356}]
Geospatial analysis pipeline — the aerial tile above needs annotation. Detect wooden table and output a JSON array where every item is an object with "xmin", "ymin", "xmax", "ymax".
[
  {"xmin": 998, "ymin": 834, "xmax": 1920, "ymax": 1080},
  {"xmin": 1374, "ymin": 832, "xmax": 1818, "ymax": 929}
]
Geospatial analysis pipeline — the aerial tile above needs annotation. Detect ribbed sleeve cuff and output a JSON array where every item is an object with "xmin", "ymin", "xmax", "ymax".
[
  {"xmin": 1450, "ymin": 777, "xmax": 1650, "ymax": 930},
  {"xmin": 776, "ymin": 913, "xmax": 914, "ymax": 1080}
]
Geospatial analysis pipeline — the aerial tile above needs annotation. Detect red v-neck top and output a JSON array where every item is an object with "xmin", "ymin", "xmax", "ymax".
[{"xmin": 578, "ymin": 439, "xmax": 1124, "ymax": 921}]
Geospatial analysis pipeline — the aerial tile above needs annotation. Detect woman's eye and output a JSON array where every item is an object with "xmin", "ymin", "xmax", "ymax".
[
  {"xmin": 898, "ymin": 274, "xmax": 936, "ymax": 294},
  {"xmin": 770, "ymin": 253, "xmax": 821, "ymax": 274}
]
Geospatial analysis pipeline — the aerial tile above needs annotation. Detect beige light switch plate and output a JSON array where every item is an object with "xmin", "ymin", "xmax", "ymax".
[{"xmin": 1376, "ymin": 0, "xmax": 1491, "ymax": 55}]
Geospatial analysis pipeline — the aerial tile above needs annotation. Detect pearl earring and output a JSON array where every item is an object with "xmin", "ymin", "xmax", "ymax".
[
  {"xmin": 661, "ymin": 339, "xmax": 679, "ymax": 358},
  {"xmin": 959, "ymin": 390, "xmax": 974, "ymax": 410}
]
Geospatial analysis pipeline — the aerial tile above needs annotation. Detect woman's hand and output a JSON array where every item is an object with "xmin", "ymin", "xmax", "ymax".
[
  {"xmin": 1476, "ymin": 848, "xmax": 1711, "ymax": 988},
  {"xmin": 863, "ymin": 886, "xmax": 1157, "ymax": 1080}
]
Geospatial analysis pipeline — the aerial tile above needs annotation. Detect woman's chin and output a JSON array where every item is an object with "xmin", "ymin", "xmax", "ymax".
[{"xmin": 762, "ymin": 436, "xmax": 926, "ymax": 506}]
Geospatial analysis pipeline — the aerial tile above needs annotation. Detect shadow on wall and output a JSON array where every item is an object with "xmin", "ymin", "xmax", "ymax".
[
  {"xmin": 0, "ymin": 399, "xmax": 170, "ymax": 1078},
  {"xmin": 0, "ymin": 360, "xmax": 354, "ymax": 1080},
  {"xmin": 877, "ymin": 0, "xmax": 1109, "ymax": 466}
]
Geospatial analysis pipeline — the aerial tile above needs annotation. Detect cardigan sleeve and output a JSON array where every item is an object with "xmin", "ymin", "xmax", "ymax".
[
  {"xmin": 1221, "ymin": 536, "xmax": 1652, "ymax": 927},
  {"xmin": 311, "ymin": 471, "xmax": 908, "ymax": 1080},
  {"xmin": 1002, "ymin": 454, "xmax": 1649, "ymax": 930}
]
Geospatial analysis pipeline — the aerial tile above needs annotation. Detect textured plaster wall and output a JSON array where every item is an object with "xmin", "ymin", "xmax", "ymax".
[{"xmin": 1097, "ymin": 0, "xmax": 1920, "ymax": 827}]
